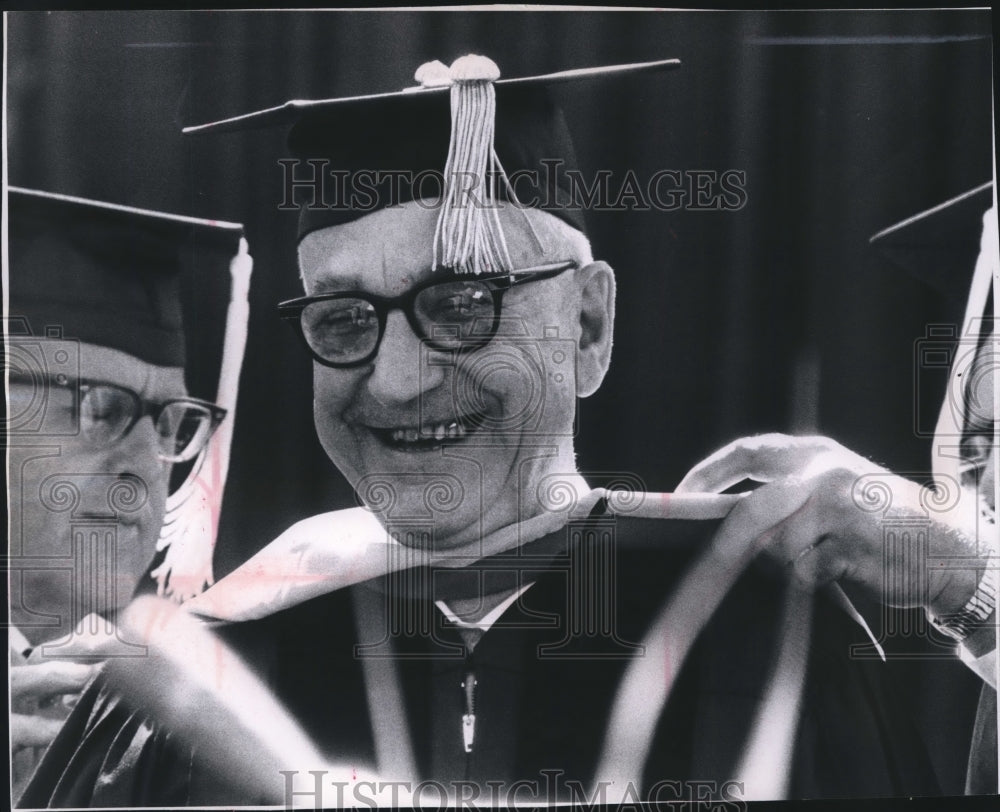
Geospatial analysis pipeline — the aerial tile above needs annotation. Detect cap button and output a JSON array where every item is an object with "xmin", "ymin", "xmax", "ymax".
[
  {"xmin": 413, "ymin": 60, "xmax": 452, "ymax": 88},
  {"xmin": 449, "ymin": 54, "xmax": 500, "ymax": 83}
]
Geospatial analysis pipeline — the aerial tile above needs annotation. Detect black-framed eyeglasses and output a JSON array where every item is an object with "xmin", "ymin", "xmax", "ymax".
[
  {"xmin": 8, "ymin": 376, "xmax": 227, "ymax": 463},
  {"xmin": 278, "ymin": 261, "xmax": 577, "ymax": 368}
]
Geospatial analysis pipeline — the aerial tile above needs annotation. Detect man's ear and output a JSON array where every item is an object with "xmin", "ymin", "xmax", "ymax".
[{"xmin": 575, "ymin": 261, "xmax": 616, "ymax": 398}]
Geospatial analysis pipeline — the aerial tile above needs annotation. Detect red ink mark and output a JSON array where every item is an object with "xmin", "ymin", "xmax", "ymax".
[{"xmin": 185, "ymin": 434, "xmax": 226, "ymax": 548}]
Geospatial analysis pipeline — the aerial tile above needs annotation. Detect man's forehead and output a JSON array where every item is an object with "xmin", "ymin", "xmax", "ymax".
[
  {"xmin": 298, "ymin": 201, "xmax": 579, "ymax": 293},
  {"xmin": 19, "ymin": 338, "xmax": 187, "ymax": 401},
  {"xmin": 298, "ymin": 204, "xmax": 435, "ymax": 292}
]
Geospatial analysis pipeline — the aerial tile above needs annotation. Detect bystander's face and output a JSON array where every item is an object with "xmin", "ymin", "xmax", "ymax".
[
  {"xmin": 298, "ymin": 201, "xmax": 614, "ymax": 550},
  {"xmin": 9, "ymin": 341, "xmax": 183, "ymax": 645},
  {"xmin": 961, "ymin": 332, "xmax": 997, "ymax": 519}
]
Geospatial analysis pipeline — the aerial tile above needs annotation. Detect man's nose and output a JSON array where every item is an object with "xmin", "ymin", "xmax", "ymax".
[
  {"xmin": 99, "ymin": 416, "xmax": 170, "ymax": 496},
  {"xmin": 58, "ymin": 419, "xmax": 165, "ymax": 523},
  {"xmin": 365, "ymin": 310, "xmax": 444, "ymax": 403}
]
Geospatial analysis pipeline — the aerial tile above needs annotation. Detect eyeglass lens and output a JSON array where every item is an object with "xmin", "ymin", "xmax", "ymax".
[
  {"xmin": 41, "ymin": 384, "xmax": 217, "ymax": 463},
  {"xmin": 154, "ymin": 402, "xmax": 216, "ymax": 462},
  {"xmin": 301, "ymin": 298, "xmax": 381, "ymax": 363},
  {"xmin": 300, "ymin": 278, "xmax": 496, "ymax": 363}
]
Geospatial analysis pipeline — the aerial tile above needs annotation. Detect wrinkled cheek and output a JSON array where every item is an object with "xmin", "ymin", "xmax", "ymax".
[
  {"xmin": 115, "ymin": 535, "xmax": 155, "ymax": 599},
  {"xmin": 453, "ymin": 347, "xmax": 569, "ymax": 437},
  {"xmin": 13, "ymin": 496, "xmax": 69, "ymax": 559},
  {"xmin": 10, "ymin": 456, "xmax": 116, "ymax": 557},
  {"xmin": 313, "ymin": 420, "xmax": 357, "ymax": 483},
  {"xmin": 313, "ymin": 381, "xmax": 354, "ymax": 447},
  {"xmin": 19, "ymin": 570, "xmax": 72, "ymax": 621}
]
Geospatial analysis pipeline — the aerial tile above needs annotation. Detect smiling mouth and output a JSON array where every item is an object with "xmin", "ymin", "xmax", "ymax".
[{"xmin": 370, "ymin": 413, "xmax": 488, "ymax": 452}]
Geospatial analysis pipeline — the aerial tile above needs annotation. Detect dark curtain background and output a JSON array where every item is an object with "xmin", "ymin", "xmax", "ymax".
[{"xmin": 6, "ymin": 8, "xmax": 994, "ymax": 795}]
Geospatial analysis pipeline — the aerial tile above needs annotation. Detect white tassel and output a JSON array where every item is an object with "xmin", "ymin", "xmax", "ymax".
[
  {"xmin": 415, "ymin": 55, "xmax": 512, "ymax": 276},
  {"xmin": 152, "ymin": 237, "xmax": 253, "ymax": 602}
]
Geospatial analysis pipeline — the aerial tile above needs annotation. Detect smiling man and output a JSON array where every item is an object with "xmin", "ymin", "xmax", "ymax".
[
  {"xmin": 20, "ymin": 57, "xmax": 952, "ymax": 807},
  {"xmin": 292, "ymin": 201, "xmax": 607, "ymax": 549}
]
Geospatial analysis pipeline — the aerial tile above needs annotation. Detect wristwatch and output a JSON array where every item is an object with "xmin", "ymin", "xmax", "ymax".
[{"xmin": 928, "ymin": 558, "xmax": 997, "ymax": 642}]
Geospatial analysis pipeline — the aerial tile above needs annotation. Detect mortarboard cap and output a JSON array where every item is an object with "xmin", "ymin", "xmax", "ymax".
[
  {"xmin": 870, "ymin": 181, "xmax": 994, "ymax": 304},
  {"xmin": 184, "ymin": 55, "xmax": 680, "ymax": 275},
  {"xmin": 7, "ymin": 186, "xmax": 253, "ymax": 602},
  {"xmin": 871, "ymin": 182, "xmax": 998, "ymax": 483},
  {"xmin": 8, "ymin": 186, "xmax": 244, "ymax": 368}
]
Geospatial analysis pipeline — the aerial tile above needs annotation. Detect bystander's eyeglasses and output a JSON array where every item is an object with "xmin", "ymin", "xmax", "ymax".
[
  {"xmin": 278, "ymin": 261, "xmax": 577, "ymax": 368},
  {"xmin": 7, "ymin": 376, "xmax": 227, "ymax": 463}
]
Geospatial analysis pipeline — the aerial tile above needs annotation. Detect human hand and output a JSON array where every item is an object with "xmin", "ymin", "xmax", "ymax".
[
  {"xmin": 9, "ymin": 613, "xmax": 128, "ymax": 752},
  {"xmin": 10, "ymin": 656, "xmax": 99, "ymax": 751},
  {"xmin": 676, "ymin": 433, "xmax": 989, "ymax": 617}
]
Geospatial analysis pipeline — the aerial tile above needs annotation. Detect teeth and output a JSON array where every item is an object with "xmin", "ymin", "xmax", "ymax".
[{"xmin": 387, "ymin": 421, "xmax": 469, "ymax": 444}]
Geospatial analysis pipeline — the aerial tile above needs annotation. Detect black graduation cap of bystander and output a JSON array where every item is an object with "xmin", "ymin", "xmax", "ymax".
[
  {"xmin": 8, "ymin": 186, "xmax": 245, "ymax": 371},
  {"xmin": 870, "ymin": 181, "xmax": 994, "ymax": 306}
]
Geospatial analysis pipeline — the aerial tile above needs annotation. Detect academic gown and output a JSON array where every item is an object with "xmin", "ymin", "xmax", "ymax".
[{"xmin": 20, "ymin": 514, "xmax": 943, "ymax": 806}]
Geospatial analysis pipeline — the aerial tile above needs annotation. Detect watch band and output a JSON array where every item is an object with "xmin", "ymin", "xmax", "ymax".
[{"xmin": 929, "ymin": 558, "xmax": 997, "ymax": 642}]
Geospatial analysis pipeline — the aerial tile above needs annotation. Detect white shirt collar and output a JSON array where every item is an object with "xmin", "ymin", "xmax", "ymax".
[{"xmin": 435, "ymin": 581, "xmax": 536, "ymax": 633}]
